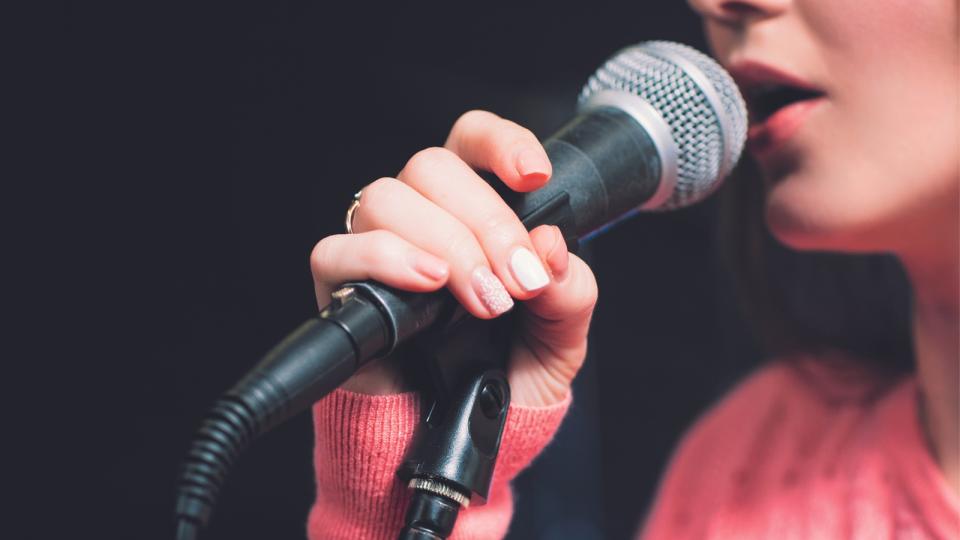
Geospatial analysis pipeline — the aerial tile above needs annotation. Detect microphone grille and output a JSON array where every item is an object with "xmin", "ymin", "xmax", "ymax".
[{"xmin": 579, "ymin": 41, "xmax": 748, "ymax": 210}]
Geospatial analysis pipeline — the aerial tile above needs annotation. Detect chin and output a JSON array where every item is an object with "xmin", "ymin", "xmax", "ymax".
[
  {"xmin": 762, "ymin": 176, "xmax": 885, "ymax": 254},
  {"xmin": 765, "ymin": 205, "xmax": 839, "ymax": 252}
]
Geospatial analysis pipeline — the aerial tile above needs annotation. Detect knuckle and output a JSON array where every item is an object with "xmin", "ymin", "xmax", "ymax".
[
  {"xmin": 364, "ymin": 176, "xmax": 399, "ymax": 199},
  {"xmin": 403, "ymin": 146, "xmax": 456, "ymax": 179},
  {"xmin": 441, "ymin": 228, "xmax": 481, "ymax": 264},
  {"xmin": 360, "ymin": 177, "xmax": 399, "ymax": 219},
  {"xmin": 453, "ymin": 109, "xmax": 496, "ymax": 132},
  {"xmin": 479, "ymin": 211, "xmax": 523, "ymax": 246}
]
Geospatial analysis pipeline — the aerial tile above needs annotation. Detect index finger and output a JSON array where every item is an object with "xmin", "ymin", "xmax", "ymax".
[{"xmin": 444, "ymin": 110, "xmax": 552, "ymax": 192}]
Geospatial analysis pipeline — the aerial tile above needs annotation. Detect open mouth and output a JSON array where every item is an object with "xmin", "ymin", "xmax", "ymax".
[
  {"xmin": 746, "ymin": 84, "xmax": 825, "ymax": 124},
  {"xmin": 728, "ymin": 61, "xmax": 826, "ymax": 126},
  {"xmin": 727, "ymin": 61, "xmax": 827, "ymax": 155}
]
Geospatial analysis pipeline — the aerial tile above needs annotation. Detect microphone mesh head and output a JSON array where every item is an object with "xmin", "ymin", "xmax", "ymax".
[{"xmin": 579, "ymin": 41, "xmax": 747, "ymax": 210}]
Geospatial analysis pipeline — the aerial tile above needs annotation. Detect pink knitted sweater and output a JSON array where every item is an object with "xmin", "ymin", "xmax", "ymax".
[{"xmin": 309, "ymin": 356, "xmax": 960, "ymax": 539}]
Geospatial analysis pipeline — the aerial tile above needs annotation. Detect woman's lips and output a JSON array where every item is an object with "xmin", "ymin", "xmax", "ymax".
[
  {"xmin": 747, "ymin": 96, "xmax": 826, "ymax": 158},
  {"xmin": 728, "ymin": 60, "xmax": 827, "ymax": 160}
]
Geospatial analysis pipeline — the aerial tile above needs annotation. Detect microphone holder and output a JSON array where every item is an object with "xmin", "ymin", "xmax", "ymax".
[
  {"xmin": 394, "ymin": 220, "xmax": 579, "ymax": 539},
  {"xmin": 395, "ymin": 305, "xmax": 516, "ymax": 539}
]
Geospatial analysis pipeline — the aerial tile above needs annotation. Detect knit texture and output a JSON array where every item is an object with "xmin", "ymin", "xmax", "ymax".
[
  {"xmin": 308, "ymin": 388, "xmax": 571, "ymax": 540},
  {"xmin": 641, "ymin": 355, "xmax": 960, "ymax": 539},
  {"xmin": 308, "ymin": 354, "xmax": 960, "ymax": 539}
]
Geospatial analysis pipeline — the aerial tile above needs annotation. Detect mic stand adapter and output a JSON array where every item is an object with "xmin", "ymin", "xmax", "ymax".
[{"xmin": 396, "ymin": 310, "xmax": 514, "ymax": 539}]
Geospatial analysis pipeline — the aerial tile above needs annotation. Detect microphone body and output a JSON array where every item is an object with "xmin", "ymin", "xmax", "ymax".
[
  {"xmin": 175, "ymin": 41, "xmax": 748, "ymax": 538},
  {"xmin": 228, "ymin": 104, "xmax": 666, "ymax": 435}
]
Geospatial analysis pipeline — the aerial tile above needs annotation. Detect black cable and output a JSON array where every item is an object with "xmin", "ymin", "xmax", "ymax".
[
  {"xmin": 175, "ymin": 397, "xmax": 259, "ymax": 540},
  {"xmin": 174, "ymin": 312, "xmax": 377, "ymax": 539}
]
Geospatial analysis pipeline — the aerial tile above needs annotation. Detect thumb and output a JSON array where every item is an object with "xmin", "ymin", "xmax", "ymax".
[{"xmin": 522, "ymin": 225, "xmax": 598, "ymax": 360}]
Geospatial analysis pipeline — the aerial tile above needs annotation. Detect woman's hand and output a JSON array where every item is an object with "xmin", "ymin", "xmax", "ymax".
[{"xmin": 310, "ymin": 110, "xmax": 598, "ymax": 407}]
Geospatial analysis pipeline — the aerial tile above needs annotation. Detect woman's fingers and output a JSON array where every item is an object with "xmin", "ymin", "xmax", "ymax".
[
  {"xmin": 522, "ymin": 225, "xmax": 597, "ymax": 364},
  {"xmin": 316, "ymin": 110, "xmax": 562, "ymax": 324},
  {"xmin": 310, "ymin": 110, "xmax": 594, "ymax": 400},
  {"xmin": 350, "ymin": 177, "xmax": 516, "ymax": 319},
  {"xmin": 509, "ymin": 239, "xmax": 597, "ymax": 404},
  {"xmin": 396, "ymin": 147, "xmax": 551, "ymax": 301},
  {"xmin": 310, "ymin": 229, "xmax": 450, "ymax": 309},
  {"xmin": 444, "ymin": 110, "xmax": 552, "ymax": 192},
  {"xmin": 505, "ymin": 226, "xmax": 597, "ymax": 406}
]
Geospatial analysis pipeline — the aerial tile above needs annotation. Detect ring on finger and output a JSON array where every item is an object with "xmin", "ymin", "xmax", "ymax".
[{"xmin": 344, "ymin": 190, "xmax": 362, "ymax": 234}]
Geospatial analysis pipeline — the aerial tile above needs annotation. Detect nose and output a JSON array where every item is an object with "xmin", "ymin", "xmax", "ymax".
[{"xmin": 687, "ymin": 0, "xmax": 789, "ymax": 24}]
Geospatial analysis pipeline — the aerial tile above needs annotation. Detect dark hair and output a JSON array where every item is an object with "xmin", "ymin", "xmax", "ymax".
[{"xmin": 718, "ymin": 158, "xmax": 915, "ymax": 374}]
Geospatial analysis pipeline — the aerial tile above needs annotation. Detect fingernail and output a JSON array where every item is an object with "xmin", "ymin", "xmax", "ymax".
[
  {"xmin": 472, "ymin": 266, "xmax": 514, "ymax": 315},
  {"xmin": 515, "ymin": 148, "xmax": 551, "ymax": 180},
  {"xmin": 411, "ymin": 252, "xmax": 449, "ymax": 281},
  {"xmin": 509, "ymin": 246, "xmax": 550, "ymax": 291}
]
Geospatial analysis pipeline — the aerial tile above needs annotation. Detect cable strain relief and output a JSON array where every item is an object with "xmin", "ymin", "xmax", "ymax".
[{"xmin": 174, "ymin": 395, "xmax": 261, "ymax": 537}]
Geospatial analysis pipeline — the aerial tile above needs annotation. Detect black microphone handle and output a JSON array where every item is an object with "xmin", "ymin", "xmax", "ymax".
[
  {"xmin": 232, "ymin": 105, "xmax": 663, "ymax": 432},
  {"xmin": 174, "ymin": 106, "xmax": 663, "ymax": 537}
]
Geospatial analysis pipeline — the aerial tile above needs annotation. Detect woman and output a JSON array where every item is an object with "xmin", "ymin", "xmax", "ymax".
[{"xmin": 306, "ymin": 0, "xmax": 958, "ymax": 537}]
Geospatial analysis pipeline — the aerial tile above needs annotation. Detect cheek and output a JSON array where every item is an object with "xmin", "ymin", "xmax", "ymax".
[
  {"xmin": 767, "ymin": 0, "xmax": 960, "ymax": 252},
  {"xmin": 800, "ymin": 0, "xmax": 952, "ymax": 53},
  {"xmin": 763, "ymin": 122, "xmax": 959, "ymax": 253},
  {"xmin": 802, "ymin": 0, "xmax": 957, "ymax": 146}
]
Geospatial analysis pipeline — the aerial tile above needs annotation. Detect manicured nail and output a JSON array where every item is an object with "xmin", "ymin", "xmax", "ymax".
[
  {"xmin": 411, "ymin": 252, "xmax": 449, "ymax": 281},
  {"xmin": 509, "ymin": 247, "xmax": 550, "ymax": 291},
  {"xmin": 515, "ymin": 148, "xmax": 551, "ymax": 180},
  {"xmin": 472, "ymin": 266, "xmax": 514, "ymax": 315}
]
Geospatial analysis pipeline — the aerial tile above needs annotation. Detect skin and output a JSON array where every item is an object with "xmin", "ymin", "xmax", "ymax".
[
  {"xmin": 310, "ymin": 110, "xmax": 598, "ymax": 407},
  {"xmin": 688, "ymin": 0, "xmax": 959, "ymax": 493},
  {"xmin": 310, "ymin": 0, "xmax": 958, "ymax": 496}
]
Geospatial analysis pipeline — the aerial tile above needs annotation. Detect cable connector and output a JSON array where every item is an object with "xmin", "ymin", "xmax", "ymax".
[{"xmin": 409, "ymin": 477, "xmax": 470, "ymax": 508}]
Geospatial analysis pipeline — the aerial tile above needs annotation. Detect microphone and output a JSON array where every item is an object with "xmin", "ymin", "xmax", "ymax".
[{"xmin": 175, "ymin": 41, "xmax": 747, "ymax": 539}]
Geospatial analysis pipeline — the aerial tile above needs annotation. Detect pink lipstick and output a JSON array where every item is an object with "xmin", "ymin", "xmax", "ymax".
[{"xmin": 729, "ymin": 61, "xmax": 827, "ymax": 158}]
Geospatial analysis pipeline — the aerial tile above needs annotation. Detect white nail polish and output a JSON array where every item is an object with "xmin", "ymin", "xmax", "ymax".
[
  {"xmin": 510, "ymin": 247, "xmax": 550, "ymax": 291},
  {"xmin": 472, "ymin": 266, "xmax": 514, "ymax": 315}
]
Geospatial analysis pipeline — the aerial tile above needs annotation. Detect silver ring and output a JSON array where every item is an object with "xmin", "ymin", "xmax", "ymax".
[{"xmin": 344, "ymin": 190, "xmax": 362, "ymax": 233}]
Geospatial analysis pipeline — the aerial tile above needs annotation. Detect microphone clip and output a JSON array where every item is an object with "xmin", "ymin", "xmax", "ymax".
[{"xmin": 395, "ymin": 308, "xmax": 516, "ymax": 539}]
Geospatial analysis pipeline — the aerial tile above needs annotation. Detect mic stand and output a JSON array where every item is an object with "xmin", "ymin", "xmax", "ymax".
[
  {"xmin": 394, "ymin": 222, "xmax": 580, "ymax": 539},
  {"xmin": 395, "ymin": 307, "xmax": 515, "ymax": 539}
]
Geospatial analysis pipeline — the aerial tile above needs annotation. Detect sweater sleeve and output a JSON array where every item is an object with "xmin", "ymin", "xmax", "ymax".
[{"xmin": 307, "ymin": 388, "xmax": 571, "ymax": 540}]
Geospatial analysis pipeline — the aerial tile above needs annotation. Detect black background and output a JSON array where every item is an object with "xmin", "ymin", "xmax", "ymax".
[{"xmin": 14, "ymin": 1, "xmax": 761, "ymax": 538}]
